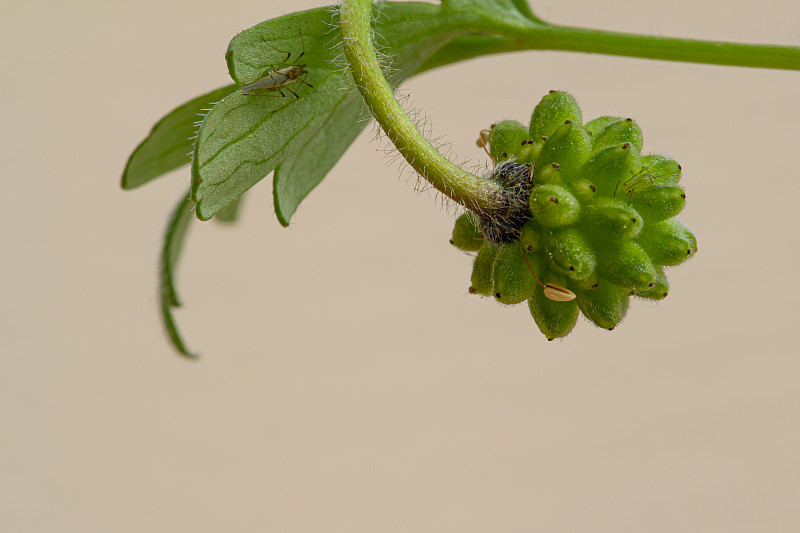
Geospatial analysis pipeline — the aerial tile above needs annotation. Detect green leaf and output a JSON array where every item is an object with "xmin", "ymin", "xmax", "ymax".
[
  {"xmin": 192, "ymin": 3, "xmax": 487, "ymax": 222},
  {"xmin": 442, "ymin": 0, "xmax": 536, "ymax": 22},
  {"xmin": 509, "ymin": 0, "xmax": 543, "ymax": 22},
  {"xmin": 191, "ymin": 8, "xmax": 357, "ymax": 220},
  {"xmin": 122, "ymin": 85, "xmax": 236, "ymax": 189},
  {"xmin": 126, "ymin": 0, "xmax": 800, "ymax": 197},
  {"xmin": 160, "ymin": 192, "xmax": 198, "ymax": 359},
  {"xmin": 214, "ymin": 195, "xmax": 243, "ymax": 224},
  {"xmin": 272, "ymin": 95, "xmax": 365, "ymax": 226}
]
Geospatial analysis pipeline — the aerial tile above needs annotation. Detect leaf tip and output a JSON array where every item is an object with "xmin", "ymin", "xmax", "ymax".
[
  {"xmin": 273, "ymin": 184, "xmax": 292, "ymax": 227},
  {"xmin": 275, "ymin": 210, "xmax": 291, "ymax": 228},
  {"xmin": 121, "ymin": 147, "xmax": 144, "ymax": 190},
  {"xmin": 194, "ymin": 202, "xmax": 214, "ymax": 221},
  {"xmin": 161, "ymin": 289, "xmax": 200, "ymax": 360},
  {"xmin": 120, "ymin": 170, "xmax": 133, "ymax": 190}
]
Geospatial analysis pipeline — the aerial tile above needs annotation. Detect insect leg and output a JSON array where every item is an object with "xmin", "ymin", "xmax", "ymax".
[
  {"xmin": 261, "ymin": 37, "xmax": 292, "ymax": 65},
  {"xmin": 299, "ymin": 71, "xmax": 314, "ymax": 88},
  {"xmin": 271, "ymin": 89, "xmax": 300, "ymax": 113},
  {"xmin": 242, "ymin": 87, "xmax": 287, "ymax": 97},
  {"xmin": 295, "ymin": 29, "xmax": 306, "ymax": 62}
]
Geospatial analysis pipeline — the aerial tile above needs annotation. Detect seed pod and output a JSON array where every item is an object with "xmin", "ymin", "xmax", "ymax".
[
  {"xmin": 584, "ymin": 115, "xmax": 622, "ymax": 137},
  {"xmin": 530, "ymin": 90, "xmax": 583, "ymax": 139},
  {"xmin": 488, "ymin": 120, "xmax": 529, "ymax": 162},
  {"xmin": 637, "ymin": 218, "xmax": 697, "ymax": 266},
  {"xmin": 597, "ymin": 240, "xmax": 657, "ymax": 290},
  {"xmin": 519, "ymin": 219, "xmax": 541, "ymax": 252},
  {"xmin": 528, "ymin": 279, "xmax": 579, "ymax": 340},
  {"xmin": 517, "ymin": 139, "xmax": 543, "ymax": 165},
  {"xmin": 630, "ymin": 186, "xmax": 686, "ymax": 223},
  {"xmin": 532, "ymin": 161, "xmax": 562, "ymax": 185},
  {"xmin": 470, "ymin": 243, "xmax": 498, "ymax": 296},
  {"xmin": 581, "ymin": 143, "xmax": 641, "ymax": 197},
  {"xmin": 576, "ymin": 278, "xmax": 630, "ymax": 330},
  {"xmin": 635, "ymin": 266, "xmax": 670, "ymax": 300},
  {"xmin": 492, "ymin": 243, "xmax": 538, "ymax": 305},
  {"xmin": 450, "ymin": 213, "xmax": 484, "ymax": 252},
  {"xmin": 542, "ymin": 227, "xmax": 596, "ymax": 281},
  {"xmin": 591, "ymin": 117, "xmax": 644, "ymax": 153},
  {"xmin": 570, "ymin": 271, "xmax": 599, "ymax": 292},
  {"xmin": 582, "ymin": 197, "xmax": 643, "ymax": 240},
  {"xmin": 535, "ymin": 121, "xmax": 592, "ymax": 179},
  {"xmin": 639, "ymin": 154, "xmax": 682, "ymax": 186},
  {"xmin": 529, "ymin": 184, "xmax": 580, "ymax": 227},
  {"xmin": 569, "ymin": 179, "xmax": 598, "ymax": 202}
]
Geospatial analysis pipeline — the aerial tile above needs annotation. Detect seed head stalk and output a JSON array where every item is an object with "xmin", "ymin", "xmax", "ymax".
[{"xmin": 339, "ymin": 0, "xmax": 506, "ymax": 215}]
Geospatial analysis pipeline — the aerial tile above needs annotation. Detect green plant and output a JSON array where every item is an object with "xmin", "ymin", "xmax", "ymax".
[{"xmin": 123, "ymin": 0, "xmax": 800, "ymax": 358}]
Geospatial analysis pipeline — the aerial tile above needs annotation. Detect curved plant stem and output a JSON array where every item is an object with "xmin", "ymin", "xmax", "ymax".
[
  {"xmin": 340, "ymin": 0, "xmax": 506, "ymax": 214},
  {"xmin": 341, "ymin": 0, "xmax": 800, "ymax": 214}
]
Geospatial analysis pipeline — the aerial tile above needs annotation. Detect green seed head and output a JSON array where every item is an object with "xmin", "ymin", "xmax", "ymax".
[
  {"xmin": 529, "ymin": 273, "xmax": 579, "ymax": 340},
  {"xmin": 488, "ymin": 120, "xmax": 529, "ymax": 162},
  {"xmin": 530, "ymin": 90, "xmax": 583, "ymax": 139},
  {"xmin": 451, "ymin": 213, "xmax": 485, "ymax": 252},
  {"xmin": 492, "ymin": 243, "xmax": 538, "ymax": 305},
  {"xmin": 590, "ymin": 117, "xmax": 644, "ymax": 153},
  {"xmin": 535, "ymin": 121, "xmax": 592, "ymax": 179},
  {"xmin": 542, "ymin": 227, "xmax": 596, "ymax": 281},
  {"xmin": 584, "ymin": 115, "xmax": 622, "ymax": 137},
  {"xmin": 529, "ymin": 184, "xmax": 580, "ymax": 227},
  {"xmin": 469, "ymin": 243, "xmax": 498, "ymax": 296},
  {"xmin": 582, "ymin": 197, "xmax": 643, "ymax": 240},
  {"xmin": 455, "ymin": 91, "xmax": 696, "ymax": 339},
  {"xmin": 637, "ymin": 218, "xmax": 697, "ymax": 265},
  {"xmin": 576, "ymin": 278, "xmax": 630, "ymax": 330},
  {"xmin": 519, "ymin": 219, "xmax": 541, "ymax": 252}
]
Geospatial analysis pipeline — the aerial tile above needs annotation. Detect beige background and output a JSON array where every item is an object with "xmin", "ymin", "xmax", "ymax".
[{"xmin": 3, "ymin": 0, "xmax": 800, "ymax": 531}]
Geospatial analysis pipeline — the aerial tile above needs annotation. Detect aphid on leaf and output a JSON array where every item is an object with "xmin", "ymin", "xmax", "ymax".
[{"xmin": 238, "ymin": 30, "xmax": 314, "ymax": 112}]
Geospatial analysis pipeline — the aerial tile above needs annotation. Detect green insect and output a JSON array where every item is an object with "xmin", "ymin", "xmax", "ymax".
[
  {"xmin": 238, "ymin": 31, "xmax": 314, "ymax": 112},
  {"xmin": 614, "ymin": 163, "xmax": 659, "ymax": 204}
]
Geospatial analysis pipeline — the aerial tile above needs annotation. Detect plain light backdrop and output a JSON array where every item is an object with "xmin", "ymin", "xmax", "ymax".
[{"xmin": 2, "ymin": 0, "xmax": 799, "ymax": 531}]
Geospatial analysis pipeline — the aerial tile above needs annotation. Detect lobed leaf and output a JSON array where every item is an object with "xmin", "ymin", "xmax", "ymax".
[
  {"xmin": 122, "ymin": 85, "xmax": 236, "ymax": 189},
  {"xmin": 160, "ymin": 193, "xmax": 198, "ymax": 359},
  {"xmin": 214, "ymin": 195, "xmax": 244, "ymax": 223},
  {"xmin": 442, "ymin": 0, "xmax": 538, "ymax": 23},
  {"xmin": 192, "ymin": 3, "xmax": 464, "ymax": 222}
]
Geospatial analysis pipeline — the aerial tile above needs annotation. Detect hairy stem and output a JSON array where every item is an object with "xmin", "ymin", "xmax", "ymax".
[
  {"xmin": 340, "ymin": 0, "xmax": 799, "ymax": 213},
  {"xmin": 339, "ymin": 0, "xmax": 506, "ymax": 214}
]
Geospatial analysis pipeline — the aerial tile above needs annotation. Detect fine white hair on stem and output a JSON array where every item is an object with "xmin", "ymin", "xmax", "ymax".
[{"xmin": 370, "ymin": 84, "xmax": 493, "ymax": 219}]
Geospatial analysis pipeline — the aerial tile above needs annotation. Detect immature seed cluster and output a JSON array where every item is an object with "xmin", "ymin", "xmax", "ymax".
[{"xmin": 451, "ymin": 91, "xmax": 697, "ymax": 340}]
